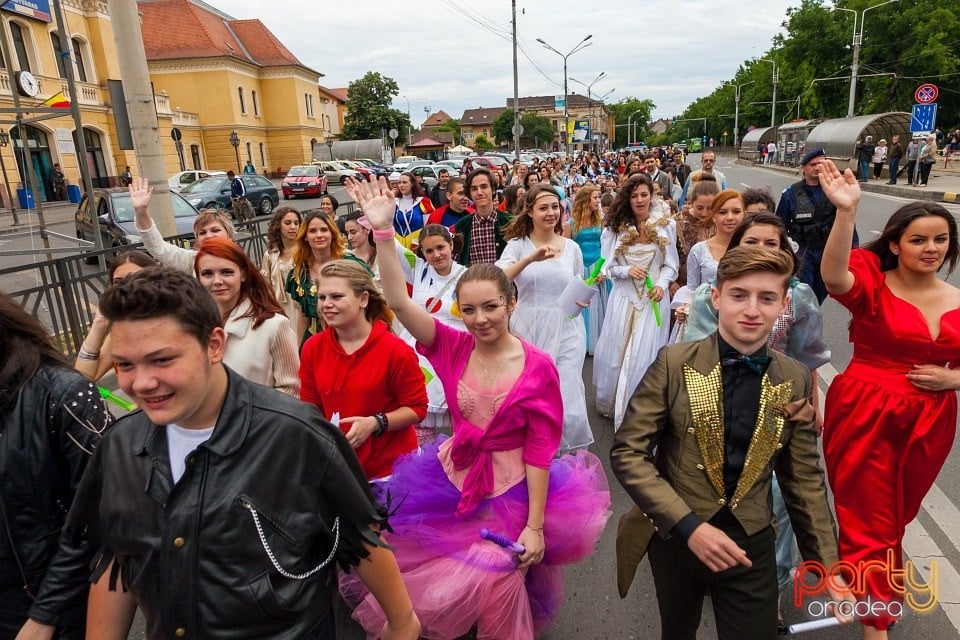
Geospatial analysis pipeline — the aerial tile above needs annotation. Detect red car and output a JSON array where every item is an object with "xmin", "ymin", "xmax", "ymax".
[{"xmin": 282, "ymin": 165, "xmax": 329, "ymax": 199}]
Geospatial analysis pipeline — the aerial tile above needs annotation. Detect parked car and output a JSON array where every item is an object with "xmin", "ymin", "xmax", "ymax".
[
  {"xmin": 355, "ymin": 158, "xmax": 392, "ymax": 177},
  {"xmin": 337, "ymin": 160, "xmax": 373, "ymax": 179},
  {"xmin": 433, "ymin": 159, "xmax": 463, "ymax": 173},
  {"xmin": 468, "ymin": 155, "xmax": 509, "ymax": 171},
  {"xmin": 408, "ymin": 164, "xmax": 456, "ymax": 189},
  {"xmin": 180, "ymin": 175, "xmax": 279, "ymax": 215},
  {"xmin": 282, "ymin": 165, "xmax": 329, "ymax": 199},
  {"xmin": 168, "ymin": 169, "xmax": 227, "ymax": 193},
  {"xmin": 75, "ymin": 188, "xmax": 199, "ymax": 262},
  {"xmin": 393, "ymin": 155, "xmax": 418, "ymax": 171},
  {"xmin": 311, "ymin": 160, "xmax": 360, "ymax": 185}
]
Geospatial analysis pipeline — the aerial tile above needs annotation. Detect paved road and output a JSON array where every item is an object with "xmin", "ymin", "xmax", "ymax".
[{"xmin": 5, "ymin": 163, "xmax": 960, "ymax": 638}]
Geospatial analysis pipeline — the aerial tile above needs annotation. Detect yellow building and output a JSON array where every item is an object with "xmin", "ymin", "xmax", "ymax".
[
  {"xmin": 0, "ymin": 0, "xmax": 138, "ymax": 205},
  {"xmin": 508, "ymin": 95, "xmax": 613, "ymax": 152},
  {"xmin": 140, "ymin": 0, "xmax": 328, "ymax": 177}
]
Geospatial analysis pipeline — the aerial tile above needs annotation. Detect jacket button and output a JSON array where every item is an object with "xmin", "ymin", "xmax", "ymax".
[
  {"xmin": 175, "ymin": 628, "xmax": 186, "ymax": 637},
  {"xmin": 173, "ymin": 537, "xmax": 185, "ymax": 548},
  {"xmin": 687, "ymin": 427, "xmax": 695, "ymax": 433},
  {"xmin": 696, "ymin": 463, "xmax": 705, "ymax": 470},
  {"xmin": 717, "ymin": 498, "xmax": 727, "ymax": 506}
]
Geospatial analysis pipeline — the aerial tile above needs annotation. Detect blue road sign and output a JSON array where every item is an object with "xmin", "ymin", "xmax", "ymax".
[{"xmin": 911, "ymin": 103, "xmax": 937, "ymax": 132}]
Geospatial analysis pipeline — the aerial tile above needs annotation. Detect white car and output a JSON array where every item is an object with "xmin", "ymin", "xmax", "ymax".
[{"xmin": 168, "ymin": 170, "xmax": 227, "ymax": 193}]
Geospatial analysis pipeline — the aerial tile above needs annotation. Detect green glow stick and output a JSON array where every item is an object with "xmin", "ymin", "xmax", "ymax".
[
  {"xmin": 645, "ymin": 274, "xmax": 663, "ymax": 327},
  {"xmin": 585, "ymin": 257, "xmax": 606, "ymax": 286},
  {"xmin": 98, "ymin": 386, "xmax": 136, "ymax": 412}
]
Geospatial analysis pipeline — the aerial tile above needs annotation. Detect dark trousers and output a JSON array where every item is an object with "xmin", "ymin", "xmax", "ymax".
[
  {"xmin": 797, "ymin": 228, "xmax": 858, "ymax": 304},
  {"xmin": 887, "ymin": 159, "xmax": 900, "ymax": 184},
  {"xmin": 648, "ymin": 516, "xmax": 778, "ymax": 640},
  {"xmin": 858, "ymin": 159, "xmax": 870, "ymax": 182},
  {"xmin": 906, "ymin": 159, "xmax": 917, "ymax": 185},
  {"xmin": 873, "ymin": 162, "xmax": 884, "ymax": 180},
  {"xmin": 918, "ymin": 161, "xmax": 933, "ymax": 186}
]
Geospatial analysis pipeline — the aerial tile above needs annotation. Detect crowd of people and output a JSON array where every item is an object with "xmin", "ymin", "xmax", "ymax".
[{"xmin": 2, "ymin": 144, "xmax": 959, "ymax": 640}]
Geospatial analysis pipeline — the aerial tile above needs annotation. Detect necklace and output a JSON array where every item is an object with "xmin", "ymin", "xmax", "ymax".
[{"xmin": 473, "ymin": 352, "xmax": 497, "ymax": 386}]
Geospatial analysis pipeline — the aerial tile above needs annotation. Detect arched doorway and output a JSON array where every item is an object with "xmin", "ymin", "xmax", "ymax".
[
  {"xmin": 73, "ymin": 128, "xmax": 109, "ymax": 187},
  {"xmin": 10, "ymin": 125, "xmax": 54, "ymax": 202}
]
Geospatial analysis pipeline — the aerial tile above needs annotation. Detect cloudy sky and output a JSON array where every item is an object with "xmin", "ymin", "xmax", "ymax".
[{"xmin": 220, "ymin": 0, "xmax": 800, "ymax": 126}]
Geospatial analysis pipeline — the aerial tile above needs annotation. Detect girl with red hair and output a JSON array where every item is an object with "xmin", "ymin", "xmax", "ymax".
[{"xmin": 194, "ymin": 237, "xmax": 300, "ymax": 396}]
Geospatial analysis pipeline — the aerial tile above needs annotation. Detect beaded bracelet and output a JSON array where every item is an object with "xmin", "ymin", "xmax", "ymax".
[{"xmin": 374, "ymin": 412, "xmax": 389, "ymax": 437}]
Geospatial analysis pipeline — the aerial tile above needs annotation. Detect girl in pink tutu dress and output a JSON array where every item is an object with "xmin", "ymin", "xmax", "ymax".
[{"xmin": 342, "ymin": 176, "xmax": 611, "ymax": 640}]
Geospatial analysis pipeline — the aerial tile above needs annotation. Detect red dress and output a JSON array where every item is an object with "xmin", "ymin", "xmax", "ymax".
[{"xmin": 824, "ymin": 249, "xmax": 960, "ymax": 629}]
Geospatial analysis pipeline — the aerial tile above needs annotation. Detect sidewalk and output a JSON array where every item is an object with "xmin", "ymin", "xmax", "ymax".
[
  {"xmin": 0, "ymin": 199, "xmax": 77, "ymax": 237},
  {"xmin": 737, "ymin": 158, "xmax": 960, "ymax": 204}
]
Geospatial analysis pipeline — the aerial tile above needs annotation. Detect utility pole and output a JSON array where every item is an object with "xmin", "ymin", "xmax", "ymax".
[
  {"xmin": 835, "ymin": 0, "xmax": 900, "ymax": 118},
  {"xmin": 760, "ymin": 58, "xmax": 778, "ymax": 128},
  {"xmin": 511, "ymin": 0, "xmax": 520, "ymax": 159},
  {"xmin": 107, "ymin": 0, "xmax": 176, "ymax": 235}
]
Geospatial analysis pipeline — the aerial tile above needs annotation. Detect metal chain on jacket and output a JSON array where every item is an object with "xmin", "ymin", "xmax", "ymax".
[{"xmin": 243, "ymin": 502, "xmax": 340, "ymax": 580}]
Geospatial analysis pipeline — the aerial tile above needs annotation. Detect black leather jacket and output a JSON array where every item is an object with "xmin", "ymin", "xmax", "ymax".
[
  {"xmin": 68, "ymin": 369, "xmax": 385, "ymax": 640},
  {"xmin": 0, "ymin": 366, "xmax": 111, "ymax": 628}
]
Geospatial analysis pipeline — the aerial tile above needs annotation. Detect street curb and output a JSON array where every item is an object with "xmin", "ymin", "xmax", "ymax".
[{"xmin": 734, "ymin": 159, "xmax": 958, "ymax": 204}]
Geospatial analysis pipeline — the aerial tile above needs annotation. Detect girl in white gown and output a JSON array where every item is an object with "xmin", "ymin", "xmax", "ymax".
[
  {"xmin": 496, "ymin": 183, "xmax": 593, "ymax": 450},
  {"xmin": 594, "ymin": 173, "xmax": 679, "ymax": 429}
]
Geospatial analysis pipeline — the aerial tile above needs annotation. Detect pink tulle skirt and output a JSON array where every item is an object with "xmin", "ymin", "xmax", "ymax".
[{"xmin": 340, "ymin": 437, "xmax": 611, "ymax": 640}]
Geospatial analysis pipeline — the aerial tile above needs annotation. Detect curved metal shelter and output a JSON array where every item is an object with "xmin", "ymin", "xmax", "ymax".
[
  {"xmin": 805, "ymin": 112, "xmax": 911, "ymax": 171},
  {"xmin": 777, "ymin": 119, "xmax": 823, "ymax": 167},
  {"xmin": 739, "ymin": 126, "xmax": 776, "ymax": 162}
]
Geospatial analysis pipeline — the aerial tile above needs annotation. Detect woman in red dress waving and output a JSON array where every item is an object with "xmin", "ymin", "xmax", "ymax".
[{"xmin": 820, "ymin": 160, "xmax": 960, "ymax": 638}]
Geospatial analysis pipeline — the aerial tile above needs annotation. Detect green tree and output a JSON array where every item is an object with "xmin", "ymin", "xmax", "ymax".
[
  {"xmin": 491, "ymin": 109, "xmax": 516, "ymax": 145},
  {"xmin": 518, "ymin": 112, "xmax": 554, "ymax": 149},
  {"xmin": 474, "ymin": 134, "xmax": 495, "ymax": 151},
  {"xmin": 606, "ymin": 97, "xmax": 657, "ymax": 148},
  {"xmin": 434, "ymin": 118, "xmax": 462, "ymax": 144},
  {"xmin": 341, "ymin": 71, "xmax": 412, "ymax": 144}
]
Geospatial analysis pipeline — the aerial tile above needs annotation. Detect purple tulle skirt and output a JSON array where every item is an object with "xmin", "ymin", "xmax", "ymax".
[{"xmin": 340, "ymin": 437, "xmax": 611, "ymax": 640}]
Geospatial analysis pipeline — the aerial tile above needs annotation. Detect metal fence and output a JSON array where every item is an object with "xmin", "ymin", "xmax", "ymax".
[{"xmin": 2, "ymin": 203, "xmax": 356, "ymax": 359}]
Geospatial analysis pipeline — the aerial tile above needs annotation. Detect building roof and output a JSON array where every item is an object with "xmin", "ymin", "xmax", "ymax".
[
  {"xmin": 319, "ymin": 86, "xmax": 348, "ymax": 103},
  {"xmin": 422, "ymin": 110, "xmax": 453, "ymax": 128},
  {"xmin": 461, "ymin": 107, "xmax": 505, "ymax": 125},
  {"xmin": 408, "ymin": 137, "xmax": 444, "ymax": 148},
  {"xmin": 506, "ymin": 94, "xmax": 603, "ymax": 109},
  {"xmin": 138, "ymin": 0, "xmax": 313, "ymax": 71},
  {"xmin": 411, "ymin": 130, "xmax": 454, "ymax": 145}
]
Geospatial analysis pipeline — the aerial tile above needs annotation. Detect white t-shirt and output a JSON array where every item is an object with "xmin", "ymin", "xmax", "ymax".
[{"xmin": 167, "ymin": 424, "xmax": 215, "ymax": 483}]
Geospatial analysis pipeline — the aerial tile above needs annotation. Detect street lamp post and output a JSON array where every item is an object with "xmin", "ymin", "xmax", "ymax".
[
  {"xmin": 0, "ymin": 130, "xmax": 18, "ymax": 224},
  {"xmin": 627, "ymin": 108, "xmax": 645, "ymax": 146},
  {"xmin": 759, "ymin": 58, "xmax": 778, "ymax": 128},
  {"xmin": 400, "ymin": 95, "xmax": 429, "ymax": 145},
  {"xmin": 570, "ymin": 72, "xmax": 606, "ymax": 153},
  {"xmin": 725, "ymin": 80, "xmax": 754, "ymax": 147},
  {"xmin": 325, "ymin": 135, "xmax": 334, "ymax": 161},
  {"xmin": 833, "ymin": 0, "xmax": 900, "ymax": 118},
  {"xmin": 537, "ymin": 34, "xmax": 593, "ymax": 155},
  {"xmin": 229, "ymin": 130, "xmax": 241, "ymax": 173},
  {"xmin": 597, "ymin": 88, "xmax": 615, "ymax": 152}
]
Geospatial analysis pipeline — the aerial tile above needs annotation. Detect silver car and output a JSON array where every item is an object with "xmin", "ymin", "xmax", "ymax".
[{"xmin": 311, "ymin": 161, "xmax": 360, "ymax": 185}]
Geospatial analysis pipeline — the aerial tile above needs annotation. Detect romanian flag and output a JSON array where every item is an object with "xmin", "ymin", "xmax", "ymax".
[{"xmin": 43, "ymin": 91, "xmax": 70, "ymax": 109}]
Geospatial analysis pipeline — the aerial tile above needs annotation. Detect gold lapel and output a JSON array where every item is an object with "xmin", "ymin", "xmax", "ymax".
[
  {"xmin": 683, "ymin": 362, "xmax": 726, "ymax": 499},
  {"xmin": 730, "ymin": 374, "xmax": 793, "ymax": 508}
]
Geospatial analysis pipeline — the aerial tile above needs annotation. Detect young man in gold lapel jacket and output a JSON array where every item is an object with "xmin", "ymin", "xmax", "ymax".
[{"xmin": 611, "ymin": 246, "xmax": 845, "ymax": 639}]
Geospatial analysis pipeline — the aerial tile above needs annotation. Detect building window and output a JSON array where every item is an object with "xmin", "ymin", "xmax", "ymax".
[
  {"xmin": 190, "ymin": 144, "xmax": 201, "ymax": 170},
  {"xmin": 252, "ymin": 90, "xmax": 259, "ymax": 116},
  {"xmin": 50, "ymin": 32, "xmax": 67, "ymax": 77},
  {"xmin": 10, "ymin": 22, "xmax": 31, "ymax": 72},
  {"xmin": 71, "ymin": 37, "xmax": 87, "ymax": 82},
  {"xmin": 246, "ymin": 141, "xmax": 252, "ymax": 163},
  {"xmin": 305, "ymin": 93, "xmax": 314, "ymax": 118},
  {"xmin": 238, "ymin": 87, "xmax": 246, "ymax": 115},
  {"xmin": 258, "ymin": 142, "xmax": 265, "ymax": 168}
]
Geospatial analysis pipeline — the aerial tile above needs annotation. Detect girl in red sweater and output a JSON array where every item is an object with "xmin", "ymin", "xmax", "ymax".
[{"xmin": 299, "ymin": 259, "xmax": 427, "ymax": 480}]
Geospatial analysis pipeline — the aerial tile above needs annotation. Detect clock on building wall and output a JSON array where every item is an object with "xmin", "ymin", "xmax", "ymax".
[{"xmin": 15, "ymin": 71, "xmax": 39, "ymax": 98}]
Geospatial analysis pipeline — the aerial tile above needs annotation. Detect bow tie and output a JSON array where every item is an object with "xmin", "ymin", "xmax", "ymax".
[{"xmin": 721, "ymin": 353, "xmax": 771, "ymax": 375}]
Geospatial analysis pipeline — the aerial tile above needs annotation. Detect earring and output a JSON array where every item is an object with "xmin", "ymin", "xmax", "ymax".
[{"xmin": 892, "ymin": 250, "xmax": 899, "ymax": 256}]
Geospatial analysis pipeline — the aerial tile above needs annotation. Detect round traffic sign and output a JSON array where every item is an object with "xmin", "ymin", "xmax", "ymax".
[
  {"xmin": 170, "ymin": 127, "xmax": 182, "ymax": 141},
  {"xmin": 511, "ymin": 123, "xmax": 524, "ymax": 137},
  {"xmin": 388, "ymin": 128, "xmax": 399, "ymax": 140},
  {"xmin": 915, "ymin": 84, "xmax": 938, "ymax": 104}
]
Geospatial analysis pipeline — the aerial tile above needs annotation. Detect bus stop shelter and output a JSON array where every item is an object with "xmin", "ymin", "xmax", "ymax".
[
  {"xmin": 804, "ymin": 112, "xmax": 911, "ymax": 176},
  {"xmin": 739, "ymin": 126, "xmax": 776, "ymax": 163},
  {"xmin": 777, "ymin": 119, "xmax": 823, "ymax": 167}
]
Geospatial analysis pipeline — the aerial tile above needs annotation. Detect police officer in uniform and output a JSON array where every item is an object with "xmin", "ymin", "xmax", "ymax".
[{"xmin": 775, "ymin": 148, "xmax": 858, "ymax": 304}]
